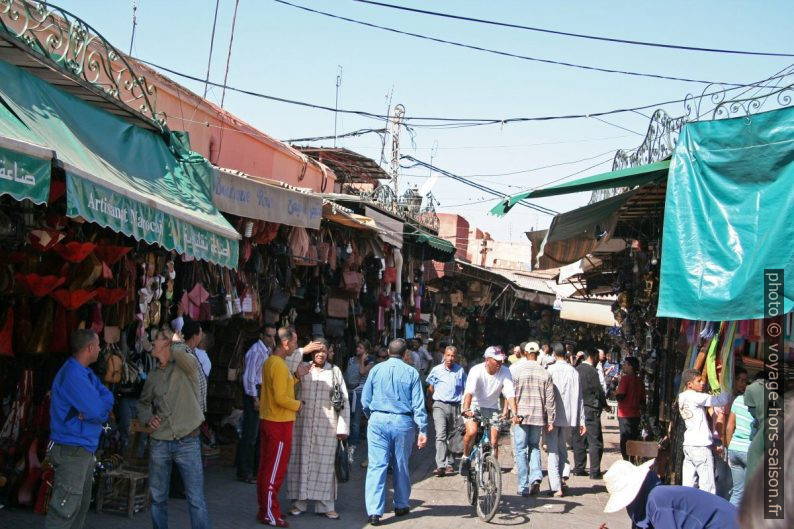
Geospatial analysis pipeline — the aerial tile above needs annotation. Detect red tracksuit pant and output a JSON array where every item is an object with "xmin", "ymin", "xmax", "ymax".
[{"xmin": 256, "ymin": 419, "xmax": 293, "ymax": 524}]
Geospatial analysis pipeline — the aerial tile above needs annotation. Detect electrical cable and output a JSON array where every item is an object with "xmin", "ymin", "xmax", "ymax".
[
  {"xmin": 352, "ymin": 0, "xmax": 794, "ymax": 58},
  {"xmin": 134, "ymin": 57, "xmax": 793, "ymax": 126},
  {"xmin": 401, "ymin": 155, "xmax": 558, "ymax": 215},
  {"xmin": 284, "ymin": 128, "xmax": 386, "ymax": 143},
  {"xmin": 202, "ymin": 0, "xmax": 221, "ymax": 98},
  {"xmin": 273, "ymin": 0, "xmax": 744, "ymax": 85}
]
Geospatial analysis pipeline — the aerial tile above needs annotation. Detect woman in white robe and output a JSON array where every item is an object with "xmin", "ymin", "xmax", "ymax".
[{"xmin": 287, "ymin": 340, "xmax": 349, "ymax": 519}]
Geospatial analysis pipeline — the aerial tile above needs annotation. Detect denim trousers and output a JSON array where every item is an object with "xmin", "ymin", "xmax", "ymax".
[
  {"xmin": 236, "ymin": 394, "xmax": 260, "ymax": 479},
  {"xmin": 546, "ymin": 426, "xmax": 572, "ymax": 492},
  {"xmin": 682, "ymin": 445, "xmax": 716, "ymax": 494},
  {"xmin": 349, "ymin": 387, "xmax": 364, "ymax": 446},
  {"xmin": 728, "ymin": 448, "xmax": 748, "ymax": 506},
  {"xmin": 512, "ymin": 424, "xmax": 543, "ymax": 493},
  {"xmin": 365, "ymin": 412, "xmax": 415, "ymax": 516},
  {"xmin": 149, "ymin": 435, "xmax": 210, "ymax": 529}
]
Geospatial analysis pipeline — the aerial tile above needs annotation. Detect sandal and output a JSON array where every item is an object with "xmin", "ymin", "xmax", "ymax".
[
  {"xmin": 323, "ymin": 511, "xmax": 340, "ymax": 520},
  {"xmin": 288, "ymin": 507, "xmax": 304, "ymax": 516}
]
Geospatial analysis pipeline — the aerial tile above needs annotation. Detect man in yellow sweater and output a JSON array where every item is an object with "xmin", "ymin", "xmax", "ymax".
[{"xmin": 256, "ymin": 327, "xmax": 311, "ymax": 527}]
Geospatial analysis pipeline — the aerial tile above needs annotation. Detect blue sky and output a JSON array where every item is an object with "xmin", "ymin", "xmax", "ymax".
[{"xmin": 57, "ymin": 0, "xmax": 793, "ymax": 240}]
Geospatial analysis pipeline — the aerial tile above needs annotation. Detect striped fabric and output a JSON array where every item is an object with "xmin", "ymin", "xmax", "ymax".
[
  {"xmin": 728, "ymin": 395, "xmax": 753, "ymax": 452},
  {"xmin": 513, "ymin": 361, "xmax": 555, "ymax": 426}
]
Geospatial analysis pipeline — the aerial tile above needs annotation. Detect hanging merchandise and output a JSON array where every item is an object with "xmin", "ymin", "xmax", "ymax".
[
  {"xmin": 0, "ymin": 305, "xmax": 13, "ymax": 357},
  {"xmin": 51, "ymin": 241, "xmax": 97, "ymax": 263}
]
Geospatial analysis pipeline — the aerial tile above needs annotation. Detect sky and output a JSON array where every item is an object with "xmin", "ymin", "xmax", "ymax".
[{"xmin": 55, "ymin": 0, "xmax": 794, "ymax": 241}]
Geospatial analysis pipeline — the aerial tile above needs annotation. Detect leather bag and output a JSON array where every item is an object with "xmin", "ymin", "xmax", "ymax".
[
  {"xmin": 324, "ymin": 318, "xmax": 346, "ymax": 338},
  {"xmin": 341, "ymin": 271, "xmax": 363, "ymax": 297},
  {"xmin": 335, "ymin": 439, "xmax": 350, "ymax": 483},
  {"xmin": 327, "ymin": 296, "xmax": 349, "ymax": 319}
]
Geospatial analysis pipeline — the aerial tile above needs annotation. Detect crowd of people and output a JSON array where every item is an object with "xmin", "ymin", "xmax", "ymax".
[{"xmin": 45, "ymin": 321, "xmax": 783, "ymax": 529}]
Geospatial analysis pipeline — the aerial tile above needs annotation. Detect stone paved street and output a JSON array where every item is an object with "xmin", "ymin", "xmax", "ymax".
[{"xmin": 1, "ymin": 415, "xmax": 629, "ymax": 529}]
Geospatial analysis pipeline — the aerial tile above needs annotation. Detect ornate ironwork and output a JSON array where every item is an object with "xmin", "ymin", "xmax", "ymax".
[
  {"xmin": 368, "ymin": 183, "xmax": 400, "ymax": 215},
  {"xmin": 611, "ymin": 109, "xmax": 687, "ymax": 172},
  {"xmin": 591, "ymin": 109, "xmax": 687, "ymax": 203},
  {"xmin": 591, "ymin": 67, "xmax": 794, "ymax": 204},
  {"xmin": 415, "ymin": 192, "xmax": 440, "ymax": 233},
  {"xmin": 712, "ymin": 83, "xmax": 793, "ymax": 120},
  {"xmin": 0, "ymin": 0, "xmax": 161, "ymax": 126}
]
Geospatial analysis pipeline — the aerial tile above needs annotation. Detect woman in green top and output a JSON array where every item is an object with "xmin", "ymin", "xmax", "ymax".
[{"xmin": 725, "ymin": 367, "xmax": 750, "ymax": 507}]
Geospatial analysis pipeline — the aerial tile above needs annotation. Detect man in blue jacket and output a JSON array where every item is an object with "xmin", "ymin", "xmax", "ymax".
[
  {"xmin": 47, "ymin": 329, "xmax": 114, "ymax": 529},
  {"xmin": 361, "ymin": 338, "xmax": 427, "ymax": 526}
]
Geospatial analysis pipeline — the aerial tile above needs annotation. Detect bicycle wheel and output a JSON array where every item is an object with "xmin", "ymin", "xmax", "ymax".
[
  {"xmin": 466, "ymin": 470, "xmax": 477, "ymax": 506},
  {"xmin": 476, "ymin": 455, "xmax": 502, "ymax": 522}
]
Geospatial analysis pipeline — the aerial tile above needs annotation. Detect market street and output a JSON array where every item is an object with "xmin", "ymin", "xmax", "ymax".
[{"xmin": 0, "ymin": 415, "xmax": 628, "ymax": 529}]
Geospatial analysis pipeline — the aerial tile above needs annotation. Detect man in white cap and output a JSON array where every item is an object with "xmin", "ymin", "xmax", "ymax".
[
  {"xmin": 603, "ymin": 459, "xmax": 738, "ymax": 528},
  {"xmin": 458, "ymin": 346, "xmax": 518, "ymax": 475}
]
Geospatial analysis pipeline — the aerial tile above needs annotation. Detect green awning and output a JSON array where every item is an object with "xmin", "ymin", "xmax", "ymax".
[
  {"xmin": 406, "ymin": 228, "xmax": 456, "ymax": 262},
  {"xmin": 0, "ymin": 59, "xmax": 240, "ymax": 268},
  {"xmin": 490, "ymin": 160, "xmax": 670, "ymax": 216},
  {"xmin": 0, "ymin": 98, "xmax": 52, "ymax": 204}
]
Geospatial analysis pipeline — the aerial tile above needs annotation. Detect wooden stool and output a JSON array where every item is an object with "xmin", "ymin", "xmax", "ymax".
[
  {"xmin": 95, "ymin": 468, "xmax": 149, "ymax": 518},
  {"xmin": 626, "ymin": 440, "xmax": 659, "ymax": 465}
]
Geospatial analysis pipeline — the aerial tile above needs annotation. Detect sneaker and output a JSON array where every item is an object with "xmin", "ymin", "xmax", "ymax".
[
  {"xmin": 459, "ymin": 457, "xmax": 471, "ymax": 475},
  {"xmin": 530, "ymin": 481, "xmax": 541, "ymax": 495},
  {"xmin": 347, "ymin": 445, "xmax": 356, "ymax": 464}
]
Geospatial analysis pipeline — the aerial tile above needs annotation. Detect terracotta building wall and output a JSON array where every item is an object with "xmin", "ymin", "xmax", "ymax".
[{"xmin": 133, "ymin": 61, "xmax": 337, "ymax": 193}]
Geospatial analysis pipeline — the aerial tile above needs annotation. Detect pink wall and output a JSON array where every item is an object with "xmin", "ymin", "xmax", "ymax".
[{"xmin": 134, "ymin": 62, "xmax": 337, "ymax": 193}]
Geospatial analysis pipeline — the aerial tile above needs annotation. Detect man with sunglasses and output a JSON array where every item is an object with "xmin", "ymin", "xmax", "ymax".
[{"xmin": 459, "ymin": 346, "xmax": 518, "ymax": 475}]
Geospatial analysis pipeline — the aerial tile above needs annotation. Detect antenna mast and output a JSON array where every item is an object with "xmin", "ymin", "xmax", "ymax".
[{"xmin": 389, "ymin": 104, "xmax": 405, "ymax": 198}]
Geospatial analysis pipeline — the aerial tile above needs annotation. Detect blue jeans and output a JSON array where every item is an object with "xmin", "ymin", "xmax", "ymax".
[
  {"xmin": 149, "ymin": 435, "xmax": 211, "ymax": 529},
  {"xmin": 513, "ymin": 424, "xmax": 543, "ymax": 493},
  {"xmin": 728, "ymin": 448, "xmax": 748, "ymax": 506},
  {"xmin": 546, "ymin": 426, "xmax": 571, "ymax": 492},
  {"xmin": 365, "ymin": 412, "xmax": 415, "ymax": 516},
  {"xmin": 349, "ymin": 387, "xmax": 364, "ymax": 447}
]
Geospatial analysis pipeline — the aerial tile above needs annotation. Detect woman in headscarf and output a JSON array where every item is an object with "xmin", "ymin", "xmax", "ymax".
[{"xmin": 286, "ymin": 339, "xmax": 350, "ymax": 519}]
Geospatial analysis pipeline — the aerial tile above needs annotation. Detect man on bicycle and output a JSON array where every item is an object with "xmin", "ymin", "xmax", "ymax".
[{"xmin": 459, "ymin": 346, "xmax": 518, "ymax": 475}]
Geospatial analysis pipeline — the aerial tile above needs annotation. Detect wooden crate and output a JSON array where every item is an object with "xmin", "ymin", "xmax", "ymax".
[{"xmin": 95, "ymin": 469, "xmax": 149, "ymax": 518}]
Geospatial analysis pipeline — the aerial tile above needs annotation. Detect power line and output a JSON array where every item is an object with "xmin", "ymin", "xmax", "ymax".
[
  {"xmin": 273, "ymin": 0, "xmax": 743, "ymax": 85},
  {"xmin": 135, "ymin": 57, "xmax": 792, "ymax": 126},
  {"xmin": 401, "ymin": 155, "xmax": 558, "ymax": 216},
  {"xmin": 352, "ymin": 0, "xmax": 794, "ymax": 58},
  {"xmin": 401, "ymin": 149, "xmax": 616, "ymax": 178},
  {"xmin": 284, "ymin": 127, "xmax": 386, "ymax": 143}
]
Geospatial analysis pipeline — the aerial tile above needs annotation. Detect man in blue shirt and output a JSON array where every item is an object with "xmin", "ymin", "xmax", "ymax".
[
  {"xmin": 603, "ymin": 458, "xmax": 738, "ymax": 529},
  {"xmin": 47, "ymin": 329, "xmax": 114, "ymax": 529},
  {"xmin": 361, "ymin": 338, "xmax": 428, "ymax": 526},
  {"xmin": 426, "ymin": 345, "xmax": 466, "ymax": 477}
]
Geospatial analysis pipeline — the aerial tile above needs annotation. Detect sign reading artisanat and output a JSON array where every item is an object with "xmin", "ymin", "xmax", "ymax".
[
  {"xmin": 67, "ymin": 172, "xmax": 239, "ymax": 268},
  {"xmin": 212, "ymin": 168, "xmax": 323, "ymax": 230}
]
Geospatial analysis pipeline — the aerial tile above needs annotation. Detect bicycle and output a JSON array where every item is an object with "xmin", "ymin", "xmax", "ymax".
[{"xmin": 462, "ymin": 409, "xmax": 517, "ymax": 522}]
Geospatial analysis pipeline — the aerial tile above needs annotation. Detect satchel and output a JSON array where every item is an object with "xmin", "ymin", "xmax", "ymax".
[
  {"xmin": 335, "ymin": 440, "xmax": 350, "ymax": 483},
  {"xmin": 327, "ymin": 296, "xmax": 349, "ymax": 319},
  {"xmin": 448, "ymin": 411, "xmax": 465, "ymax": 455},
  {"xmin": 268, "ymin": 281, "xmax": 291, "ymax": 313},
  {"xmin": 341, "ymin": 270, "xmax": 363, "ymax": 296}
]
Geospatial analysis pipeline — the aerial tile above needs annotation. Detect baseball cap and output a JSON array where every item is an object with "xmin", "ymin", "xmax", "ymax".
[
  {"xmin": 524, "ymin": 341, "xmax": 540, "ymax": 353},
  {"xmin": 483, "ymin": 346, "xmax": 506, "ymax": 362}
]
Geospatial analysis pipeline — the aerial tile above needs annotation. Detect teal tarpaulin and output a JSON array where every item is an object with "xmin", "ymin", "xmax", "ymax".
[{"xmin": 658, "ymin": 106, "xmax": 794, "ymax": 320}]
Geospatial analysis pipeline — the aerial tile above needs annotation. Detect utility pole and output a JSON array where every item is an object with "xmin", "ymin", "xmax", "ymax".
[
  {"xmin": 334, "ymin": 65, "xmax": 343, "ymax": 147},
  {"xmin": 128, "ymin": 0, "xmax": 137, "ymax": 55},
  {"xmin": 389, "ymin": 104, "xmax": 405, "ymax": 199}
]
